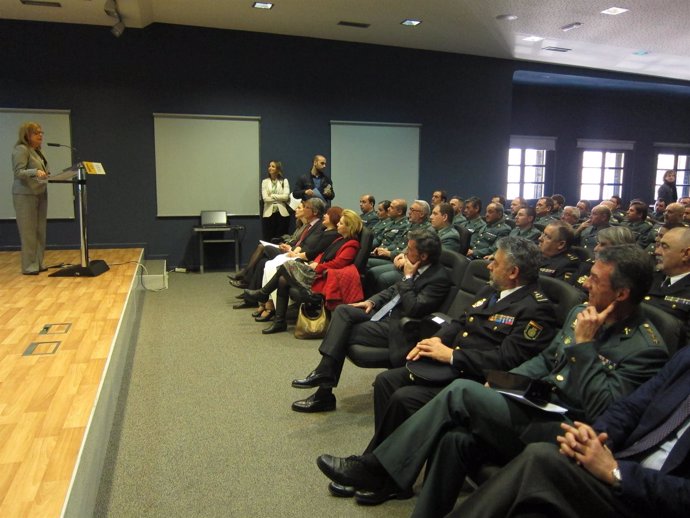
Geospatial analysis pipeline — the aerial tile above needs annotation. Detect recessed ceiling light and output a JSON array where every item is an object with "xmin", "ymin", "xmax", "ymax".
[
  {"xmin": 401, "ymin": 19, "xmax": 422, "ymax": 27},
  {"xmin": 601, "ymin": 7, "xmax": 629, "ymax": 15},
  {"xmin": 560, "ymin": 22, "xmax": 583, "ymax": 32},
  {"xmin": 633, "ymin": 50, "xmax": 650, "ymax": 56},
  {"xmin": 496, "ymin": 14, "xmax": 518, "ymax": 21},
  {"xmin": 252, "ymin": 2, "xmax": 273, "ymax": 9},
  {"xmin": 523, "ymin": 35, "xmax": 544, "ymax": 42},
  {"xmin": 338, "ymin": 21, "xmax": 370, "ymax": 29}
]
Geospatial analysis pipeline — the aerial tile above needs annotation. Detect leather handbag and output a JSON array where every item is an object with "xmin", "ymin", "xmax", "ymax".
[{"xmin": 294, "ymin": 302, "xmax": 330, "ymax": 339}]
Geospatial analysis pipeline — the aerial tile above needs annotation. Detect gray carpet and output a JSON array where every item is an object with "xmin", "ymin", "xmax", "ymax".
[{"xmin": 95, "ymin": 271, "xmax": 419, "ymax": 517}]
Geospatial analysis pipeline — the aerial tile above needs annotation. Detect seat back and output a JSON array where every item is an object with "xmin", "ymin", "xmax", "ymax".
[
  {"xmin": 353, "ymin": 226, "xmax": 374, "ymax": 275},
  {"xmin": 570, "ymin": 246, "xmax": 593, "ymax": 261},
  {"xmin": 537, "ymin": 275, "xmax": 586, "ymax": 327},
  {"xmin": 454, "ymin": 225, "xmax": 471, "ymax": 255},
  {"xmin": 437, "ymin": 250, "xmax": 471, "ymax": 314},
  {"xmin": 446, "ymin": 259, "xmax": 490, "ymax": 317},
  {"xmin": 640, "ymin": 302, "xmax": 685, "ymax": 357}
]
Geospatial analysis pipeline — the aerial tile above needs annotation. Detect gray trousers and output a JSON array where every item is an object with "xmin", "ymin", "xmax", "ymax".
[{"xmin": 13, "ymin": 192, "xmax": 47, "ymax": 273}]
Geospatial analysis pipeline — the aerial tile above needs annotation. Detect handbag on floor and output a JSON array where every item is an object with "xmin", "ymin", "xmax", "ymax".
[{"xmin": 294, "ymin": 302, "xmax": 330, "ymax": 339}]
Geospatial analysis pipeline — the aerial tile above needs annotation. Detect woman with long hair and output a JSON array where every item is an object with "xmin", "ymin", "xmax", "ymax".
[{"xmin": 261, "ymin": 160, "xmax": 291, "ymax": 241}]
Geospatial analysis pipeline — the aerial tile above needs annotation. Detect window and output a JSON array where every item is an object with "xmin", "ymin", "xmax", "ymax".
[
  {"xmin": 506, "ymin": 136, "xmax": 555, "ymax": 199},
  {"xmin": 655, "ymin": 152, "xmax": 690, "ymax": 199},
  {"xmin": 580, "ymin": 150, "xmax": 625, "ymax": 200},
  {"xmin": 507, "ymin": 148, "xmax": 546, "ymax": 199}
]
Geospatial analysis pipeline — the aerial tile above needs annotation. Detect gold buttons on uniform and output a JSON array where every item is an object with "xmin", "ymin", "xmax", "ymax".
[
  {"xmin": 462, "ymin": 331, "xmax": 469, "ymax": 337},
  {"xmin": 570, "ymin": 357, "xmax": 576, "ymax": 363},
  {"xmin": 556, "ymin": 374, "xmax": 565, "ymax": 382},
  {"xmin": 644, "ymin": 296, "xmax": 651, "ymax": 301},
  {"xmin": 468, "ymin": 317, "xmax": 474, "ymax": 323}
]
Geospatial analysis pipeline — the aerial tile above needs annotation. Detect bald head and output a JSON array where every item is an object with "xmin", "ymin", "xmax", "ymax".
[
  {"xmin": 665, "ymin": 203, "xmax": 685, "ymax": 225},
  {"xmin": 655, "ymin": 226, "xmax": 690, "ymax": 276}
]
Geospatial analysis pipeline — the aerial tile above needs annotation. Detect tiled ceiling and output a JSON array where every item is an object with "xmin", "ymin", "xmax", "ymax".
[{"xmin": 3, "ymin": 0, "xmax": 689, "ymax": 82}]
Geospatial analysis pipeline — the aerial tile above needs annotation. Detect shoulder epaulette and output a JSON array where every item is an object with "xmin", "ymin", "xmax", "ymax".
[
  {"xmin": 566, "ymin": 252, "xmax": 578, "ymax": 261},
  {"xmin": 532, "ymin": 290, "xmax": 548, "ymax": 302}
]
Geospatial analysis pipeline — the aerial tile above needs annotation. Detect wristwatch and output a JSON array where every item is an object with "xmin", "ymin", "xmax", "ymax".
[{"xmin": 611, "ymin": 466, "xmax": 622, "ymax": 487}]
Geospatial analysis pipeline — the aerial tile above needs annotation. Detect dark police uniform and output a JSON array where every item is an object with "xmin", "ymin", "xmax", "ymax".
[
  {"xmin": 367, "ymin": 283, "xmax": 556, "ymax": 451},
  {"xmin": 539, "ymin": 250, "xmax": 580, "ymax": 285},
  {"xmin": 644, "ymin": 271, "xmax": 690, "ymax": 344}
]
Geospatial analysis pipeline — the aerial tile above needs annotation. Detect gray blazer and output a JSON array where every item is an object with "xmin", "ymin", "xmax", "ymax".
[{"xmin": 12, "ymin": 144, "xmax": 48, "ymax": 195}]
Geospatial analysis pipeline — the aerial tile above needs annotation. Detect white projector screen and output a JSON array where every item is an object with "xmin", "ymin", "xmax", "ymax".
[
  {"xmin": 0, "ymin": 108, "xmax": 75, "ymax": 219},
  {"xmin": 154, "ymin": 114, "xmax": 261, "ymax": 216},
  {"xmin": 330, "ymin": 121, "xmax": 421, "ymax": 211}
]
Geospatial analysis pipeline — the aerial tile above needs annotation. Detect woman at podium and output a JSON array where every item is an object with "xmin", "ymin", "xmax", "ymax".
[{"xmin": 11, "ymin": 121, "xmax": 49, "ymax": 275}]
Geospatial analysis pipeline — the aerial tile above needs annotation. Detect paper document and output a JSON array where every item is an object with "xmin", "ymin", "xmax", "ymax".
[
  {"xmin": 259, "ymin": 240, "xmax": 280, "ymax": 249},
  {"xmin": 82, "ymin": 161, "xmax": 106, "ymax": 175},
  {"xmin": 497, "ymin": 390, "xmax": 568, "ymax": 414}
]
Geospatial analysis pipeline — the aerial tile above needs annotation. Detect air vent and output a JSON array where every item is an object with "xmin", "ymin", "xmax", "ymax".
[
  {"xmin": 543, "ymin": 46, "xmax": 572, "ymax": 53},
  {"xmin": 338, "ymin": 21, "xmax": 370, "ymax": 29},
  {"xmin": 20, "ymin": 0, "xmax": 62, "ymax": 6}
]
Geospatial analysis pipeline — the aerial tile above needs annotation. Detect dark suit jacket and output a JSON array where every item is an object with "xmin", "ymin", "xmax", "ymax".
[
  {"xmin": 593, "ymin": 346, "xmax": 690, "ymax": 516},
  {"xmin": 369, "ymin": 262, "xmax": 451, "ymax": 366}
]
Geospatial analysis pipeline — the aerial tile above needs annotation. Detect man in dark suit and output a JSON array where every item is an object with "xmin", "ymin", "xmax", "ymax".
[
  {"xmin": 646, "ymin": 226, "xmax": 690, "ymax": 342},
  {"xmin": 291, "ymin": 229, "xmax": 451, "ymax": 413},
  {"xmin": 325, "ymin": 237, "xmax": 557, "ymax": 501},
  {"xmin": 446, "ymin": 345, "xmax": 690, "ymax": 518},
  {"xmin": 316, "ymin": 245, "xmax": 669, "ymax": 516}
]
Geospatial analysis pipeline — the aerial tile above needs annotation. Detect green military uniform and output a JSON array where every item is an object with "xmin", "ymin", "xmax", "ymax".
[
  {"xmin": 452, "ymin": 213, "xmax": 467, "ymax": 226},
  {"xmin": 360, "ymin": 210, "xmax": 379, "ymax": 230},
  {"xmin": 371, "ymin": 217, "xmax": 391, "ymax": 244},
  {"xmin": 372, "ymin": 305, "xmax": 669, "ymax": 515},
  {"xmin": 461, "ymin": 216, "xmax": 486, "ymax": 238},
  {"xmin": 623, "ymin": 220, "xmax": 654, "ymax": 249},
  {"xmin": 539, "ymin": 250, "xmax": 580, "ymax": 285},
  {"xmin": 509, "ymin": 225, "xmax": 541, "ymax": 244},
  {"xmin": 437, "ymin": 225, "xmax": 462, "ymax": 253},
  {"xmin": 579, "ymin": 223, "xmax": 610, "ymax": 249},
  {"xmin": 535, "ymin": 215, "xmax": 557, "ymax": 227},
  {"xmin": 470, "ymin": 220, "xmax": 511, "ymax": 258},
  {"xmin": 372, "ymin": 216, "xmax": 409, "ymax": 251}
]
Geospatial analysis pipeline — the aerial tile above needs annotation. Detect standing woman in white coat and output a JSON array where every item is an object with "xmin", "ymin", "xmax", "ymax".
[
  {"xmin": 12, "ymin": 122, "xmax": 50, "ymax": 275},
  {"xmin": 261, "ymin": 160, "xmax": 291, "ymax": 241}
]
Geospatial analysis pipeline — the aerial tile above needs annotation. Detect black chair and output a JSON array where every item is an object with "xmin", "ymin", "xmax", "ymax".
[
  {"xmin": 346, "ymin": 250, "xmax": 470, "ymax": 369},
  {"xmin": 640, "ymin": 302, "xmax": 685, "ymax": 357},
  {"xmin": 570, "ymin": 246, "xmax": 593, "ymax": 261},
  {"xmin": 455, "ymin": 225, "xmax": 471, "ymax": 256},
  {"xmin": 537, "ymin": 275, "xmax": 586, "ymax": 327}
]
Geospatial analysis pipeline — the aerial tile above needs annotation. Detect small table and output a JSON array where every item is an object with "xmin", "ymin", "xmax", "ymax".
[{"xmin": 193, "ymin": 225, "xmax": 243, "ymax": 274}]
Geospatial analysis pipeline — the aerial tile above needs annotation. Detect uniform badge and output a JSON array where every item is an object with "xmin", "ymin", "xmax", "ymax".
[
  {"xmin": 642, "ymin": 323, "xmax": 659, "ymax": 345},
  {"xmin": 472, "ymin": 298, "xmax": 487, "ymax": 308},
  {"xmin": 489, "ymin": 314, "xmax": 515, "ymax": 325},
  {"xmin": 524, "ymin": 321, "xmax": 544, "ymax": 340}
]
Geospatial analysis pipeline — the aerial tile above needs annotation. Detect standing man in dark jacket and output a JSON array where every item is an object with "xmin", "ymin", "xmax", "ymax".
[{"xmin": 293, "ymin": 154, "xmax": 334, "ymax": 207}]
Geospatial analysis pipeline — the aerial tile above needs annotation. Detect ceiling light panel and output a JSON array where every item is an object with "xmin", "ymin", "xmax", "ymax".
[
  {"xmin": 401, "ymin": 19, "xmax": 421, "ymax": 27},
  {"xmin": 601, "ymin": 7, "xmax": 629, "ymax": 15},
  {"xmin": 252, "ymin": 2, "xmax": 273, "ymax": 9}
]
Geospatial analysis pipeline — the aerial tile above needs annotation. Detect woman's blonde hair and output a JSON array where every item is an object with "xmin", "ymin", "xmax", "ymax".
[
  {"xmin": 339, "ymin": 209, "xmax": 363, "ymax": 239},
  {"xmin": 16, "ymin": 122, "xmax": 42, "ymax": 147}
]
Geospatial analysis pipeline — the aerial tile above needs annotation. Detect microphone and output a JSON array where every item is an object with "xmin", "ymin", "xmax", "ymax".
[{"xmin": 47, "ymin": 142, "xmax": 78, "ymax": 153}]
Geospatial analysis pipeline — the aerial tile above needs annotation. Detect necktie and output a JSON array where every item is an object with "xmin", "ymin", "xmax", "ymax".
[
  {"xmin": 616, "ymin": 393, "xmax": 690, "ymax": 459},
  {"xmin": 662, "ymin": 277, "xmax": 672, "ymax": 289},
  {"xmin": 370, "ymin": 294, "xmax": 400, "ymax": 322},
  {"xmin": 487, "ymin": 292, "xmax": 499, "ymax": 307},
  {"xmin": 294, "ymin": 223, "xmax": 313, "ymax": 247}
]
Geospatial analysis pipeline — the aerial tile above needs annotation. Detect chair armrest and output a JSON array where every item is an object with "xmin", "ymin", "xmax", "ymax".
[
  {"xmin": 398, "ymin": 317, "xmax": 421, "ymax": 338},
  {"xmin": 419, "ymin": 312, "xmax": 453, "ymax": 338}
]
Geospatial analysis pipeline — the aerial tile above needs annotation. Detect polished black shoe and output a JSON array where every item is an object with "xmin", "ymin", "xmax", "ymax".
[
  {"xmin": 292, "ymin": 370, "xmax": 335, "ymax": 389},
  {"xmin": 227, "ymin": 271, "xmax": 245, "ymax": 281},
  {"xmin": 243, "ymin": 289, "xmax": 269, "ymax": 303},
  {"xmin": 328, "ymin": 482, "xmax": 355, "ymax": 498},
  {"xmin": 233, "ymin": 301, "xmax": 254, "ymax": 310},
  {"xmin": 229, "ymin": 279, "xmax": 248, "ymax": 289},
  {"xmin": 354, "ymin": 484, "xmax": 414, "ymax": 506},
  {"xmin": 316, "ymin": 454, "xmax": 382, "ymax": 490},
  {"xmin": 261, "ymin": 321, "xmax": 287, "ymax": 334},
  {"xmin": 254, "ymin": 310, "xmax": 275, "ymax": 322},
  {"xmin": 292, "ymin": 393, "xmax": 336, "ymax": 413}
]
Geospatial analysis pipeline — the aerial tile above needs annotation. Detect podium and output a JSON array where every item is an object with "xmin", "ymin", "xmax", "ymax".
[{"xmin": 48, "ymin": 162, "xmax": 109, "ymax": 277}]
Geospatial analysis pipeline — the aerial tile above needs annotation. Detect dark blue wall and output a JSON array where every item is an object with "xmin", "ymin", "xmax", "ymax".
[{"xmin": 2, "ymin": 20, "xmax": 689, "ymax": 268}]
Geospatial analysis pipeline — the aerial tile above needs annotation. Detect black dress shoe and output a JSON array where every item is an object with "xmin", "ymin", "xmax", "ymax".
[
  {"xmin": 354, "ymin": 484, "xmax": 414, "ymax": 506},
  {"xmin": 328, "ymin": 482, "xmax": 355, "ymax": 498},
  {"xmin": 227, "ymin": 271, "xmax": 245, "ymax": 281},
  {"xmin": 316, "ymin": 454, "xmax": 383, "ymax": 490},
  {"xmin": 292, "ymin": 393, "xmax": 336, "ymax": 413},
  {"xmin": 229, "ymin": 279, "xmax": 248, "ymax": 289},
  {"xmin": 233, "ymin": 301, "xmax": 254, "ymax": 310},
  {"xmin": 292, "ymin": 370, "xmax": 335, "ymax": 389},
  {"xmin": 243, "ymin": 289, "xmax": 269, "ymax": 303},
  {"xmin": 261, "ymin": 321, "xmax": 287, "ymax": 334},
  {"xmin": 254, "ymin": 310, "xmax": 275, "ymax": 322}
]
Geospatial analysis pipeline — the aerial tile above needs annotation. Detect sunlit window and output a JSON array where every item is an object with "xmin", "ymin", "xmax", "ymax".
[
  {"xmin": 507, "ymin": 148, "xmax": 546, "ymax": 199},
  {"xmin": 580, "ymin": 150, "xmax": 624, "ymax": 200},
  {"xmin": 655, "ymin": 152, "xmax": 690, "ymax": 199}
]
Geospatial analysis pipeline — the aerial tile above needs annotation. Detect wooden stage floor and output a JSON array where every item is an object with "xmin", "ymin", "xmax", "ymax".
[{"xmin": 0, "ymin": 248, "xmax": 144, "ymax": 518}]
